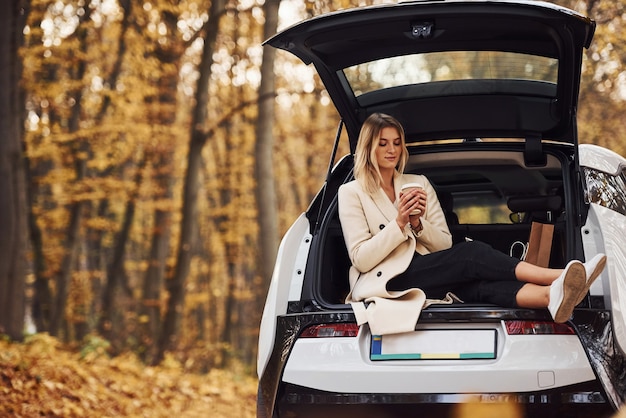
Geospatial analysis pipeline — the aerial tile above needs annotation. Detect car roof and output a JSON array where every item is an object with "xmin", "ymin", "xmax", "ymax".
[{"xmin": 266, "ymin": 0, "xmax": 595, "ymax": 152}]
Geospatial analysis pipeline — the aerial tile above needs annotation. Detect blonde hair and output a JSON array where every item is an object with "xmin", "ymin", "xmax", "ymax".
[{"xmin": 353, "ymin": 113, "xmax": 408, "ymax": 194}]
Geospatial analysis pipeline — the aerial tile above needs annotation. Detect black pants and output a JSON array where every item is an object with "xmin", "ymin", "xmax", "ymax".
[{"xmin": 387, "ymin": 241, "xmax": 524, "ymax": 307}]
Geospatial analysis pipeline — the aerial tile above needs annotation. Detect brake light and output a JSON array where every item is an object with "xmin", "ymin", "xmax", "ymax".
[
  {"xmin": 505, "ymin": 320, "xmax": 575, "ymax": 335},
  {"xmin": 300, "ymin": 323, "xmax": 360, "ymax": 338}
]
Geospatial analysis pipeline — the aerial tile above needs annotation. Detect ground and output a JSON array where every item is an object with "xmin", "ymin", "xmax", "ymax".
[
  {"xmin": 3, "ymin": 334, "xmax": 625, "ymax": 418},
  {"xmin": 0, "ymin": 334, "xmax": 257, "ymax": 417}
]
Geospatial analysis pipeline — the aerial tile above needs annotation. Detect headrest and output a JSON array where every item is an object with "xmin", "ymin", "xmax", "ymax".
[
  {"xmin": 507, "ymin": 195, "xmax": 562, "ymax": 213},
  {"xmin": 438, "ymin": 191, "xmax": 454, "ymax": 211}
]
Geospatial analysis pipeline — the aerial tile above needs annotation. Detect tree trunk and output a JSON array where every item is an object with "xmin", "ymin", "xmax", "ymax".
[
  {"xmin": 139, "ymin": 4, "xmax": 184, "ymax": 364},
  {"xmin": 28, "ymin": 157, "xmax": 54, "ymax": 332},
  {"xmin": 85, "ymin": 0, "xmax": 131, "ymax": 341},
  {"xmin": 50, "ymin": 197, "xmax": 84, "ymax": 336},
  {"xmin": 219, "ymin": 260, "xmax": 236, "ymax": 366},
  {"xmin": 0, "ymin": 0, "xmax": 28, "ymax": 340},
  {"xmin": 49, "ymin": 6, "xmax": 93, "ymax": 337},
  {"xmin": 156, "ymin": 0, "xmax": 226, "ymax": 363},
  {"xmin": 140, "ymin": 152, "xmax": 172, "ymax": 363},
  {"xmin": 98, "ymin": 154, "xmax": 146, "ymax": 345},
  {"xmin": 76, "ymin": 199, "xmax": 109, "ymax": 341},
  {"xmin": 254, "ymin": 0, "xmax": 281, "ymax": 314}
]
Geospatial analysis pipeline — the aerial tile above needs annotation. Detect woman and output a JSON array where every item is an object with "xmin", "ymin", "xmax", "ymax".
[{"xmin": 338, "ymin": 112, "xmax": 606, "ymax": 335}]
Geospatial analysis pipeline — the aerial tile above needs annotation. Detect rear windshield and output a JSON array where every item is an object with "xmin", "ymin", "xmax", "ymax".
[
  {"xmin": 343, "ymin": 51, "xmax": 558, "ymax": 97},
  {"xmin": 454, "ymin": 192, "xmax": 511, "ymax": 224}
]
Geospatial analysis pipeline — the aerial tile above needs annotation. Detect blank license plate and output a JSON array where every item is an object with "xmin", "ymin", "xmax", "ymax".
[{"xmin": 371, "ymin": 329, "xmax": 497, "ymax": 360}]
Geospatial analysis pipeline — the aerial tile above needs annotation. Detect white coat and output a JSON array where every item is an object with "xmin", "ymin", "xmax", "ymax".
[{"xmin": 338, "ymin": 173, "xmax": 453, "ymax": 335}]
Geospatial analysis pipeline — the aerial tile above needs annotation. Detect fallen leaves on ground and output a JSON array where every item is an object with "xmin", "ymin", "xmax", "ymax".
[{"xmin": 0, "ymin": 334, "xmax": 257, "ymax": 418}]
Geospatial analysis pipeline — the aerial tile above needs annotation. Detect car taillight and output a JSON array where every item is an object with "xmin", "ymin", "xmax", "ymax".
[
  {"xmin": 300, "ymin": 323, "xmax": 360, "ymax": 338},
  {"xmin": 504, "ymin": 320, "xmax": 575, "ymax": 335}
]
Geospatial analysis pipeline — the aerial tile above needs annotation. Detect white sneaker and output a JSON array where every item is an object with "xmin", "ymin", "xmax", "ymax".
[
  {"xmin": 576, "ymin": 254, "xmax": 607, "ymax": 305},
  {"xmin": 548, "ymin": 260, "xmax": 586, "ymax": 323}
]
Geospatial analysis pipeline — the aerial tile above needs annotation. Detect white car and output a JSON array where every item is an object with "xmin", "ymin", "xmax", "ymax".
[{"xmin": 257, "ymin": 1, "xmax": 626, "ymax": 417}]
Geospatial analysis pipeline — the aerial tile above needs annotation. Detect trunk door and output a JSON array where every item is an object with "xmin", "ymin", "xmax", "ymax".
[{"xmin": 266, "ymin": 0, "xmax": 595, "ymax": 151}]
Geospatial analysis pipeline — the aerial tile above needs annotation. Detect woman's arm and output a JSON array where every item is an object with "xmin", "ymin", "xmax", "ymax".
[
  {"xmin": 338, "ymin": 183, "xmax": 408, "ymax": 273},
  {"xmin": 412, "ymin": 177, "xmax": 452, "ymax": 253}
]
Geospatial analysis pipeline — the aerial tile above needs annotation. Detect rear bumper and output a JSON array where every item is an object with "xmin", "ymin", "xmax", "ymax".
[
  {"xmin": 282, "ymin": 324, "xmax": 594, "ymax": 394},
  {"xmin": 257, "ymin": 308, "xmax": 621, "ymax": 417},
  {"xmin": 274, "ymin": 382, "xmax": 613, "ymax": 418}
]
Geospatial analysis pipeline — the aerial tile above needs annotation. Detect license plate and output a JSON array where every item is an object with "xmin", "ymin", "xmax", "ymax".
[{"xmin": 370, "ymin": 329, "xmax": 497, "ymax": 360}]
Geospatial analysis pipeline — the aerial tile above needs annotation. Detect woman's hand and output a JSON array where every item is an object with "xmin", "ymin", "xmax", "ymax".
[{"xmin": 396, "ymin": 188, "xmax": 427, "ymax": 230}]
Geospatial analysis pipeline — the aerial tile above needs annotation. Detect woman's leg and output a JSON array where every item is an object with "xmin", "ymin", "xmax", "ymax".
[
  {"xmin": 454, "ymin": 281, "xmax": 551, "ymax": 308},
  {"xmin": 465, "ymin": 263, "xmax": 585, "ymax": 318},
  {"xmin": 514, "ymin": 261, "xmax": 562, "ymax": 286},
  {"xmin": 387, "ymin": 241, "xmax": 520, "ymax": 298},
  {"xmin": 515, "ymin": 283, "xmax": 550, "ymax": 308}
]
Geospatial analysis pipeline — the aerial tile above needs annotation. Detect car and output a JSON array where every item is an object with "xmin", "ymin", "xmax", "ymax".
[{"xmin": 256, "ymin": 1, "xmax": 626, "ymax": 417}]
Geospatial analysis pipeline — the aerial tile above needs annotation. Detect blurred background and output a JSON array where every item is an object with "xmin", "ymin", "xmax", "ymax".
[{"xmin": 1, "ymin": 0, "xmax": 625, "ymax": 377}]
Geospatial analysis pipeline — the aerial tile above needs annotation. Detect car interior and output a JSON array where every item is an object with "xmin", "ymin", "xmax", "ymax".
[{"xmin": 316, "ymin": 144, "xmax": 570, "ymax": 306}]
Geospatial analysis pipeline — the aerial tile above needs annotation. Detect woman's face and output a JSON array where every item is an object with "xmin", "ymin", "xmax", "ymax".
[{"xmin": 375, "ymin": 126, "xmax": 402, "ymax": 172}]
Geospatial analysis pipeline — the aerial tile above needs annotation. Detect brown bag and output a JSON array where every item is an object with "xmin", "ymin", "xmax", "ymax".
[{"xmin": 524, "ymin": 222, "xmax": 554, "ymax": 267}]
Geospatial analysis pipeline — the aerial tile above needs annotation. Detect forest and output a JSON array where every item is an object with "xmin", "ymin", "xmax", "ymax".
[{"xmin": 1, "ymin": 0, "xmax": 626, "ymax": 401}]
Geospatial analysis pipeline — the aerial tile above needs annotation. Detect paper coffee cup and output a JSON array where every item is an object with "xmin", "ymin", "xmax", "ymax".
[{"xmin": 401, "ymin": 182, "xmax": 424, "ymax": 215}]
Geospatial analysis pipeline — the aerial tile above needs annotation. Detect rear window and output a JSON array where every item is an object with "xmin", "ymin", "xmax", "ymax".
[
  {"xmin": 452, "ymin": 192, "xmax": 511, "ymax": 224},
  {"xmin": 343, "ymin": 51, "xmax": 558, "ymax": 96}
]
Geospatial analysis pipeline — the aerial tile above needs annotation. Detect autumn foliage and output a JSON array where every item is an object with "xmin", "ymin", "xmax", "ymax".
[
  {"xmin": 15, "ymin": 0, "xmax": 344, "ymax": 369},
  {"xmin": 0, "ymin": 334, "xmax": 256, "ymax": 417}
]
